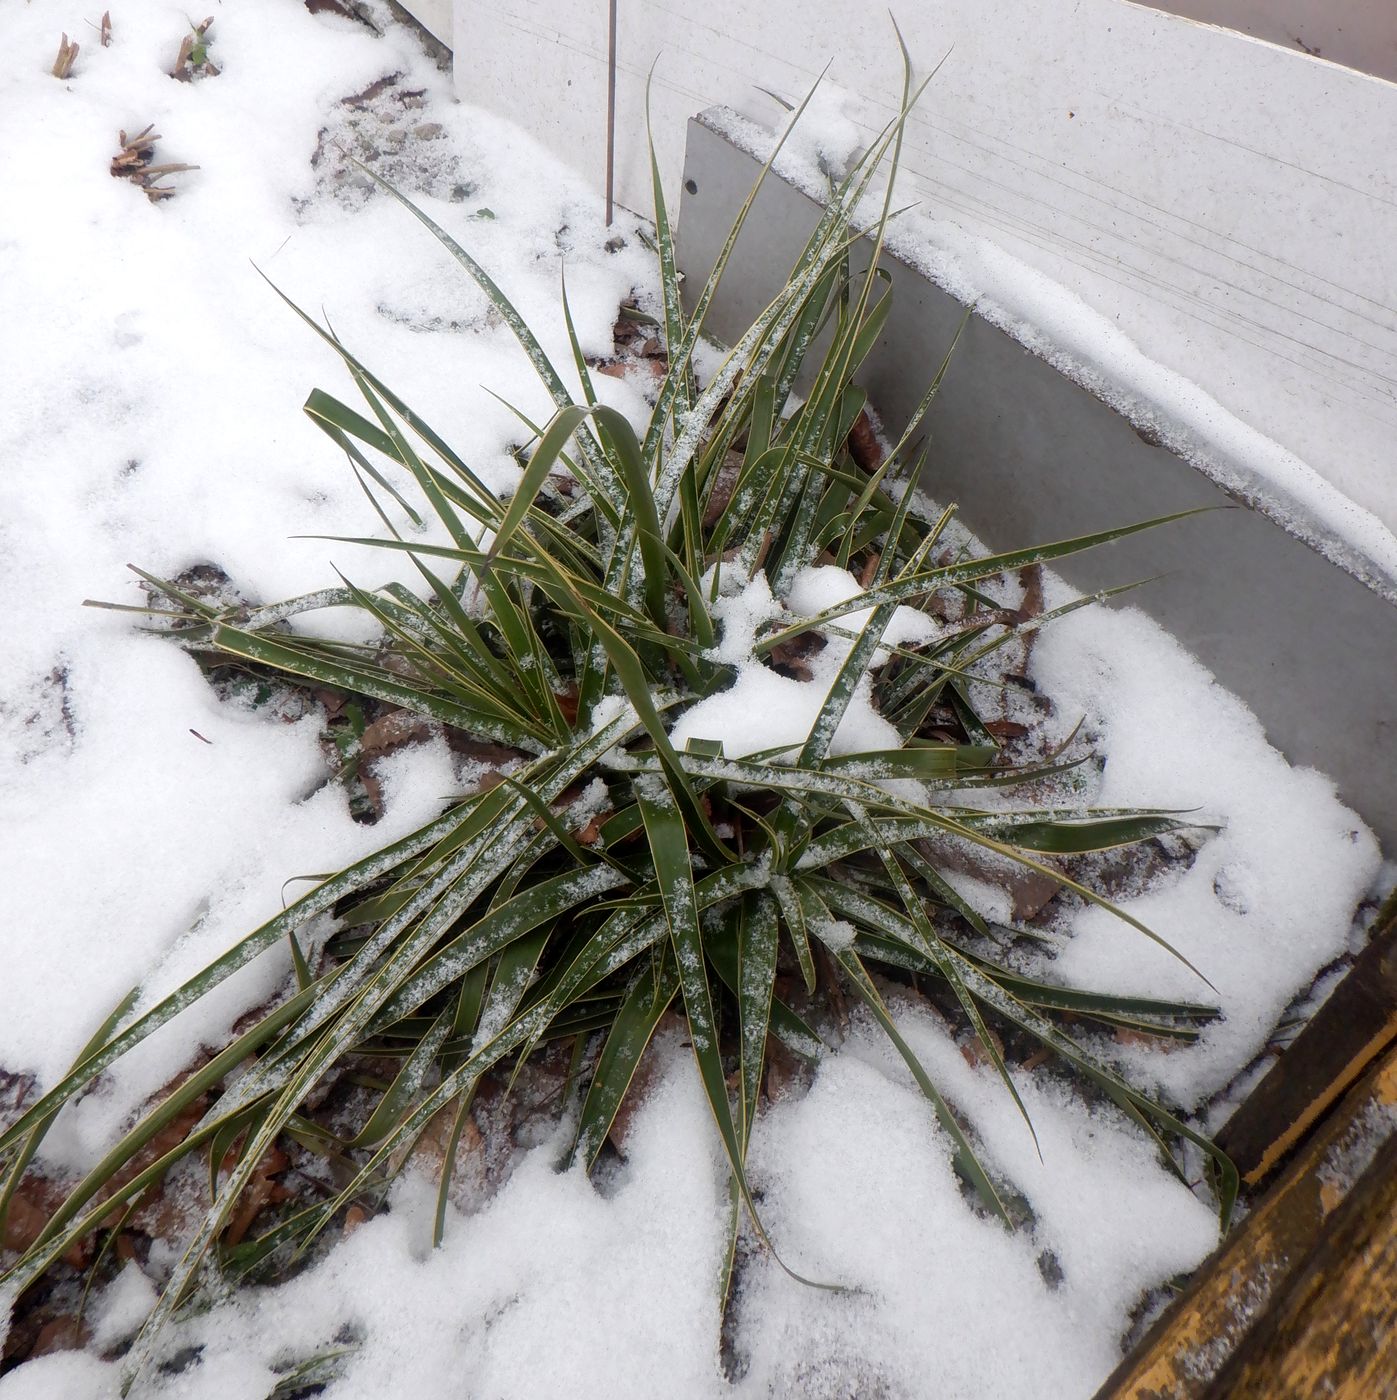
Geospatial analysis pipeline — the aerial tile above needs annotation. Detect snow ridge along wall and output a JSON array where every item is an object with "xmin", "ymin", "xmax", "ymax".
[{"xmin": 677, "ymin": 112, "xmax": 1397, "ymax": 853}]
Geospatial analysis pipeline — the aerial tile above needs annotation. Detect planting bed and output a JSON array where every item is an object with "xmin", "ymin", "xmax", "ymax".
[{"xmin": 1, "ymin": 4, "xmax": 1390, "ymax": 1398}]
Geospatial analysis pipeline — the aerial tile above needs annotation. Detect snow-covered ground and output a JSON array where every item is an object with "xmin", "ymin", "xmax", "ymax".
[{"xmin": 0, "ymin": 3, "xmax": 1387, "ymax": 1397}]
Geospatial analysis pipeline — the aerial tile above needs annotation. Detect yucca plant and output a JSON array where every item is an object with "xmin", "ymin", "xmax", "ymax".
[{"xmin": 1, "ymin": 61, "xmax": 1235, "ymax": 1390}]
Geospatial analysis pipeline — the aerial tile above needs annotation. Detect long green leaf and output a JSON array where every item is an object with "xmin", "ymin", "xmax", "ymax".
[{"xmin": 573, "ymin": 954, "xmax": 679, "ymax": 1165}]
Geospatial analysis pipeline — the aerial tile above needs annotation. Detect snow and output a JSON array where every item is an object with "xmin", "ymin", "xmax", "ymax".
[
  {"xmin": 939, "ymin": 872, "xmax": 1016, "ymax": 929},
  {"xmin": 0, "ymin": 1030, "xmax": 1223, "ymax": 1400},
  {"xmin": 811, "ymin": 917, "xmax": 857, "ymax": 952},
  {"xmin": 88, "ymin": 1264, "xmax": 159, "ymax": 1355},
  {"xmin": 1028, "ymin": 589, "xmax": 1381, "ymax": 1105},
  {"xmin": 735, "ymin": 1021, "xmax": 1220, "ymax": 1397},
  {"xmin": 705, "ymin": 568, "xmax": 783, "ymax": 667},
  {"xmin": 0, "ymin": 3, "xmax": 1387, "ymax": 1397},
  {"xmin": 775, "ymin": 82, "xmax": 863, "ymax": 185},
  {"xmin": 674, "ymin": 564, "xmax": 939, "ymax": 760},
  {"xmin": 784, "ymin": 563, "xmax": 941, "ymax": 663}
]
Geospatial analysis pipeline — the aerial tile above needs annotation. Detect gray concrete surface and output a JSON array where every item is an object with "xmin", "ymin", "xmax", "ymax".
[{"xmin": 1130, "ymin": 0, "xmax": 1397, "ymax": 83}]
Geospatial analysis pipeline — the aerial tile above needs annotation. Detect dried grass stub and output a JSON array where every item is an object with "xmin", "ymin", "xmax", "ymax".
[
  {"xmin": 51, "ymin": 34, "xmax": 79, "ymax": 79},
  {"xmin": 110, "ymin": 126, "xmax": 198, "ymax": 203},
  {"xmin": 170, "ymin": 18, "xmax": 219, "ymax": 81}
]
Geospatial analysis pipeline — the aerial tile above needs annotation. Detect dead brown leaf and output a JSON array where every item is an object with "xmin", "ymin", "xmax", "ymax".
[
  {"xmin": 846, "ymin": 408, "xmax": 883, "ymax": 473},
  {"xmin": 1018, "ymin": 563, "xmax": 1044, "ymax": 622},
  {"xmin": 553, "ymin": 685, "xmax": 580, "ymax": 727},
  {"xmin": 341, "ymin": 1202, "xmax": 371, "ymax": 1236},
  {"xmin": 814, "ymin": 941, "xmax": 849, "ymax": 1035},
  {"xmin": 593, "ymin": 358, "xmax": 666, "ymax": 385},
  {"xmin": 29, "ymin": 1316, "xmax": 88, "ymax": 1358},
  {"xmin": 612, "ymin": 315, "xmax": 643, "ymax": 347},
  {"xmin": 308, "ymin": 0, "xmax": 382, "ymax": 33},
  {"xmin": 768, "ymin": 630, "xmax": 826, "ymax": 684},
  {"xmin": 341, "ymin": 72, "xmax": 403, "ymax": 109},
  {"xmin": 702, "ymin": 450, "xmax": 744, "ymax": 529},
  {"xmin": 221, "ymin": 1145, "xmax": 292, "ymax": 1248},
  {"xmin": 312, "ymin": 688, "xmax": 347, "ymax": 719},
  {"xmin": 1113, "ymin": 1025, "xmax": 1181, "ymax": 1052},
  {"xmin": 763, "ymin": 1035, "xmax": 813, "ymax": 1105},
  {"xmin": 3, "ymin": 1177, "xmax": 89, "ymax": 1268},
  {"xmin": 358, "ymin": 708, "xmax": 436, "ymax": 762},
  {"xmin": 407, "ymin": 1099, "xmax": 486, "ymax": 1212},
  {"xmin": 984, "ymin": 719, "xmax": 1030, "ymax": 741},
  {"xmin": 960, "ymin": 1024, "xmax": 1006, "ymax": 1070},
  {"xmin": 916, "ymin": 834, "xmax": 1062, "ymax": 923}
]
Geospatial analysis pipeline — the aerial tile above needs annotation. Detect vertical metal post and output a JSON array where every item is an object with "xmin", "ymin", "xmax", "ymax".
[{"xmin": 605, "ymin": 0, "xmax": 617, "ymax": 225}]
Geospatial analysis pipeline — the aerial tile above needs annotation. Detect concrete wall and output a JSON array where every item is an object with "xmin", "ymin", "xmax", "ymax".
[
  {"xmin": 1132, "ymin": 0, "xmax": 1397, "ymax": 82},
  {"xmin": 395, "ymin": 0, "xmax": 452, "ymax": 46},
  {"xmin": 452, "ymin": 0, "xmax": 1397, "ymax": 548}
]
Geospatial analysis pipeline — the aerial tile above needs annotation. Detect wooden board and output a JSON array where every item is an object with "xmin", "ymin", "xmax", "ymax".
[
  {"xmin": 1092, "ymin": 1042, "xmax": 1397, "ymax": 1399},
  {"xmin": 1217, "ymin": 893, "xmax": 1397, "ymax": 1185},
  {"xmin": 1197, "ymin": 1129, "xmax": 1397, "ymax": 1398}
]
